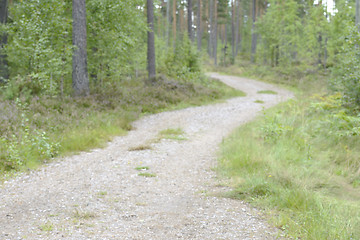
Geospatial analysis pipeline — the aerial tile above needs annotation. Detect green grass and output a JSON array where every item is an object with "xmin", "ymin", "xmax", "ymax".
[
  {"xmin": 97, "ymin": 191, "xmax": 107, "ymax": 197},
  {"xmin": 128, "ymin": 144, "xmax": 152, "ymax": 151},
  {"xmin": 73, "ymin": 209, "xmax": 97, "ymax": 220},
  {"xmin": 135, "ymin": 166, "xmax": 150, "ymax": 171},
  {"xmin": 254, "ymin": 100, "xmax": 265, "ymax": 104},
  {"xmin": 138, "ymin": 172, "xmax": 157, "ymax": 178},
  {"xmin": 159, "ymin": 128, "xmax": 187, "ymax": 140},
  {"xmin": 0, "ymin": 75, "xmax": 244, "ymax": 176},
  {"xmin": 39, "ymin": 222, "xmax": 54, "ymax": 232},
  {"xmin": 218, "ymin": 96, "xmax": 360, "ymax": 239},
  {"xmin": 257, "ymin": 90, "xmax": 278, "ymax": 95}
]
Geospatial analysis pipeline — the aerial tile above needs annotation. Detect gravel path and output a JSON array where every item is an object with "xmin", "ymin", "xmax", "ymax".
[{"xmin": 0, "ymin": 73, "xmax": 293, "ymax": 240}]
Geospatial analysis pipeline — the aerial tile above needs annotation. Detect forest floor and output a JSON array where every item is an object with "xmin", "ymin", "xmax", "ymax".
[{"xmin": 0, "ymin": 73, "xmax": 293, "ymax": 240}]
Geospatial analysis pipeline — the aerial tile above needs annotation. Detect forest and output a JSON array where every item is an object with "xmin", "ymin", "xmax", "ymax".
[{"xmin": 0, "ymin": 0, "xmax": 360, "ymax": 239}]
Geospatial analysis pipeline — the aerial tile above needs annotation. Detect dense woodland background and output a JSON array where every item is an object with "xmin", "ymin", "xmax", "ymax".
[
  {"xmin": 0, "ymin": 0, "xmax": 359, "ymax": 100},
  {"xmin": 1, "ymin": 0, "xmax": 360, "ymax": 239}
]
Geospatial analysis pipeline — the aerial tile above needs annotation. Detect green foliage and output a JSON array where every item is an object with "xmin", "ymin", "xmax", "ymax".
[
  {"xmin": 5, "ymin": 0, "xmax": 72, "ymax": 96},
  {"xmin": 0, "ymin": 98, "xmax": 60, "ymax": 171},
  {"xmin": 2, "ymin": 75, "xmax": 43, "ymax": 101},
  {"xmin": 161, "ymin": 36, "xmax": 201, "ymax": 81},
  {"xmin": 331, "ymin": 26, "xmax": 360, "ymax": 107},
  {"xmin": 87, "ymin": 0, "xmax": 147, "ymax": 83},
  {"xmin": 2, "ymin": 0, "xmax": 148, "ymax": 97},
  {"xmin": 257, "ymin": 0, "xmax": 303, "ymax": 66}
]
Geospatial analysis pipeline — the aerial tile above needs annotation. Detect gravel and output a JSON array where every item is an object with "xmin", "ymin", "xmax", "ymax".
[{"xmin": 0, "ymin": 73, "xmax": 293, "ymax": 239}]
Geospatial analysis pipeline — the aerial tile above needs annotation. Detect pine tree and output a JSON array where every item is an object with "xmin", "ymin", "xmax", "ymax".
[
  {"xmin": 251, "ymin": 0, "xmax": 257, "ymax": 63},
  {"xmin": 214, "ymin": 0, "xmax": 218, "ymax": 65},
  {"xmin": 356, "ymin": 0, "xmax": 360, "ymax": 31},
  {"xmin": 72, "ymin": 0, "xmax": 89, "ymax": 96},
  {"xmin": 147, "ymin": 0, "xmax": 156, "ymax": 80},
  {"xmin": 0, "ymin": 0, "xmax": 8, "ymax": 82},
  {"xmin": 188, "ymin": 0, "xmax": 193, "ymax": 41},
  {"xmin": 197, "ymin": 0, "xmax": 202, "ymax": 50},
  {"xmin": 173, "ymin": 0, "xmax": 177, "ymax": 48}
]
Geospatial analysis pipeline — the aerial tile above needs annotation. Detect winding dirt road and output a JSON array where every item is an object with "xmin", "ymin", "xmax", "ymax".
[{"xmin": 0, "ymin": 74, "xmax": 293, "ymax": 239}]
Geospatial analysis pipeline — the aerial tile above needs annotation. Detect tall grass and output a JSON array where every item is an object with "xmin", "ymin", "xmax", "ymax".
[
  {"xmin": 219, "ymin": 94, "xmax": 360, "ymax": 239},
  {"xmin": 0, "ymin": 75, "xmax": 244, "ymax": 175}
]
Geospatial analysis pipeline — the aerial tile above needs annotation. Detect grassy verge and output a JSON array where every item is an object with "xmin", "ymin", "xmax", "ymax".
[
  {"xmin": 0, "ymin": 75, "xmax": 244, "ymax": 177},
  {"xmin": 217, "ymin": 63, "xmax": 360, "ymax": 239}
]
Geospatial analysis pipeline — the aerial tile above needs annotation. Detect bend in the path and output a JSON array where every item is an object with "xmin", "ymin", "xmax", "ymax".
[{"xmin": 0, "ymin": 74, "xmax": 292, "ymax": 240}]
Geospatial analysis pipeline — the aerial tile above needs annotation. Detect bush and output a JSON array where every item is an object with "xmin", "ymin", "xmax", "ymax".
[
  {"xmin": 160, "ymin": 35, "xmax": 201, "ymax": 81},
  {"xmin": 332, "ymin": 26, "xmax": 360, "ymax": 108}
]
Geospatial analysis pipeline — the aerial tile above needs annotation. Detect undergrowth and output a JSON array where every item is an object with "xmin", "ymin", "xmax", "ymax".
[
  {"xmin": 218, "ymin": 62, "xmax": 360, "ymax": 239},
  {"xmin": 0, "ymin": 75, "xmax": 243, "ymax": 175}
]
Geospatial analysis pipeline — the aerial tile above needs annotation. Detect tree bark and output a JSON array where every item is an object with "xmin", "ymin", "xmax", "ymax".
[
  {"xmin": 188, "ymin": 0, "xmax": 193, "ymax": 41},
  {"xmin": 166, "ymin": 0, "xmax": 170, "ymax": 46},
  {"xmin": 197, "ymin": 0, "xmax": 202, "ymax": 50},
  {"xmin": 72, "ymin": 0, "xmax": 89, "ymax": 96},
  {"xmin": 172, "ymin": 0, "xmax": 177, "ymax": 49},
  {"xmin": 214, "ymin": 0, "xmax": 218, "ymax": 65},
  {"xmin": 250, "ymin": 0, "xmax": 257, "ymax": 63},
  {"xmin": 208, "ymin": 0, "xmax": 213, "ymax": 56},
  {"xmin": 235, "ymin": 0, "xmax": 239, "ymax": 56},
  {"xmin": 0, "ymin": 0, "xmax": 8, "ymax": 82},
  {"xmin": 237, "ymin": 0, "xmax": 243, "ymax": 55},
  {"xmin": 180, "ymin": 4, "xmax": 184, "ymax": 33},
  {"xmin": 147, "ymin": 0, "xmax": 156, "ymax": 80},
  {"xmin": 231, "ymin": 0, "xmax": 235, "ymax": 60},
  {"xmin": 357, "ymin": 0, "xmax": 360, "ymax": 31}
]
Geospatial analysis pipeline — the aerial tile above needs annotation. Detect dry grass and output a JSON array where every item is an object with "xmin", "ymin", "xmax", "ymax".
[{"xmin": 128, "ymin": 144, "xmax": 153, "ymax": 151}]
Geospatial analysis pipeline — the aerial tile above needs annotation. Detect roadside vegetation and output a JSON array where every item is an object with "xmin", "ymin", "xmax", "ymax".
[
  {"xmin": 1, "ymin": 0, "xmax": 360, "ymax": 238},
  {"xmin": 0, "ymin": 74, "xmax": 243, "ymax": 176},
  {"xmin": 217, "ymin": 61, "xmax": 360, "ymax": 239}
]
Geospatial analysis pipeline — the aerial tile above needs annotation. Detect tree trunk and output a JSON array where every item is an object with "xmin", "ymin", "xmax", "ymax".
[
  {"xmin": 214, "ymin": 0, "xmax": 218, "ymax": 65},
  {"xmin": 357, "ymin": 0, "xmax": 360, "ymax": 31},
  {"xmin": 188, "ymin": 0, "xmax": 193, "ymax": 41},
  {"xmin": 197, "ymin": 0, "xmax": 202, "ymax": 50},
  {"xmin": 220, "ymin": 24, "xmax": 224, "ymax": 45},
  {"xmin": 180, "ymin": 5, "xmax": 184, "ymax": 33},
  {"xmin": 208, "ymin": 0, "xmax": 213, "ymax": 56},
  {"xmin": 166, "ymin": 0, "xmax": 170, "ymax": 46},
  {"xmin": 237, "ymin": 0, "xmax": 243, "ymax": 55},
  {"xmin": 172, "ymin": 0, "xmax": 177, "ymax": 49},
  {"xmin": 147, "ymin": 0, "xmax": 156, "ymax": 80},
  {"xmin": 224, "ymin": 23, "xmax": 228, "ymax": 66},
  {"xmin": 157, "ymin": 3, "xmax": 162, "ymax": 36},
  {"xmin": 72, "ymin": 0, "xmax": 89, "ymax": 96},
  {"xmin": 235, "ymin": 0, "xmax": 240, "ymax": 56},
  {"xmin": 250, "ymin": 0, "xmax": 257, "ymax": 63},
  {"xmin": 0, "ymin": 0, "xmax": 8, "ymax": 82},
  {"xmin": 231, "ymin": 0, "xmax": 235, "ymax": 60}
]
